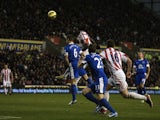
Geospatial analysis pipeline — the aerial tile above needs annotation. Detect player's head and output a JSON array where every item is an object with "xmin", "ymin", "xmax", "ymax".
[
  {"xmin": 4, "ymin": 64, "xmax": 8, "ymax": 69},
  {"xmin": 66, "ymin": 34, "xmax": 76, "ymax": 43},
  {"xmin": 77, "ymin": 31, "xmax": 91, "ymax": 47},
  {"xmin": 89, "ymin": 43, "xmax": 97, "ymax": 53},
  {"xmin": 138, "ymin": 51, "xmax": 144, "ymax": 59},
  {"xmin": 107, "ymin": 39, "xmax": 115, "ymax": 48}
]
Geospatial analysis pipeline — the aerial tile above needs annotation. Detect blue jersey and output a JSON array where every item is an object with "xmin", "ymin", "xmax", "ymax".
[
  {"xmin": 133, "ymin": 59, "xmax": 149, "ymax": 74},
  {"xmin": 85, "ymin": 53, "xmax": 107, "ymax": 94},
  {"xmin": 64, "ymin": 43, "xmax": 82, "ymax": 66},
  {"xmin": 85, "ymin": 53, "xmax": 107, "ymax": 80},
  {"xmin": 64, "ymin": 43, "xmax": 82, "ymax": 79},
  {"xmin": 133, "ymin": 59, "xmax": 149, "ymax": 85}
]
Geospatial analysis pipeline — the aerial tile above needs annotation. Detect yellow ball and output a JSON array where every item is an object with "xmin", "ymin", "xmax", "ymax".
[{"xmin": 48, "ymin": 10, "xmax": 57, "ymax": 19}]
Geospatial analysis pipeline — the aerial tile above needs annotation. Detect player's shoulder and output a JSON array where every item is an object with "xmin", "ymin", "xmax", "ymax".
[
  {"xmin": 100, "ymin": 48, "xmax": 109, "ymax": 55},
  {"xmin": 144, "ymin": 58, "xmax": 149, "ymax": 61},
  {"xmin": 86, "ymin": 53, "xmax": 96, "ymax": 58},
  {"xmin": 64, "ymin": 44, "xmax": 69, "ymax": 48},
  {"xmin": 134, "ymin": 59, "xmax": 140, "ymax": 64},
  {"xmin": 118, "ymin": 50, "xmax": 126, "ymax": 56},
  {"xmin": 144, "ymin": 59, "xmax": 149, "ymax": 64},
  {"xmin": 134, "ymin": 59, "xmax": 139, "ymax": 62}
]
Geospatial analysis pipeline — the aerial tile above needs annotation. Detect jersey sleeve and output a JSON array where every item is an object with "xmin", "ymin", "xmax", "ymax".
[
  {"xmin": 64, "ymin": 46, "xmax": 68, "ymax": 56},
  {"xmin": 133, "ymin": 61, "xmax": 136, "ymax": 68},
  {"xmin": 79, "ymin": 48, "xmax": 83, "ymax": 55},
  {"xmin": 146, "ymin": 60, "xmax": 150, "ymax": 67},
  {"xmin": 120, "ymin": 51, "xmax": 128, "ymax": 63}
]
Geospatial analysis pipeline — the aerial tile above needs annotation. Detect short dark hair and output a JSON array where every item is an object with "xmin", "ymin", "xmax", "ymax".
[
  {"xmin": 107, "ymin": 39, "xmax": 115, "ymax": 47},
  {"xmin": 67, "ymin": 34, "xmax": 77, "ymax": 43},
  {"xmin": 89, "ymin": 43, "xmax": 97, "ymax": 53},
  {"xmin": 67, "ymin": 34, "xmax": 75, "ymax": 41}
]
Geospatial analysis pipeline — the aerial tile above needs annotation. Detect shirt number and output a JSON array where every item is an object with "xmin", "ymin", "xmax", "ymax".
[
  {"xmin": 94, "ymin": 57, "xmax": 103, "ymax": 69},
  {"xmin": 74, "ymin": 49, "xmax": 78, "ymax": 58}
]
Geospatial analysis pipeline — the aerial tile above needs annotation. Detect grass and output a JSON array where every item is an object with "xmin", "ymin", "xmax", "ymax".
[{"xmin": 0, "ymin": 93, "xmax": 159, "ymax": 120}]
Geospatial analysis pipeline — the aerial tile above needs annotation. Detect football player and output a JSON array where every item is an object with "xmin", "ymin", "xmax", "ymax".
[
  {"xmin": 78, "ymin": 43, "xmax": 118, "ymax": 117},
  {"xmin": 132, "ymin": 51, "xmax": 150, "ymax": 95},
  {"xmin": 0, "ymin": 64, "xmax": 14, "ymax": 95},
  {"xmin": 100, "ymin": 39, "xmax": 153, "ymax": 108}
]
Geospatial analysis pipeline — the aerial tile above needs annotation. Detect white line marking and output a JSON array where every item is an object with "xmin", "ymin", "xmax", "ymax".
[{"xmin": 0, "ymin": 116, "xmax": 22, "ymax": 119}]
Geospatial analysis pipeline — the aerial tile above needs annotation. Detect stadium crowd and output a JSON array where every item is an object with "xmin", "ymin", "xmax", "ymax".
[
  {"xmin": 0, "ymin": 0, "xmax": 160, "ymax": 87},
  {"xmin": 0, "ymin": 49, "xmax": 67, "ymax": 88},
  {"xmin": 0, "ymin": 0, "xmax": 160, "ymax": 48},
  {"xmin": 0, "ymin": 48, "xmax": 160, "ymax": 88}
]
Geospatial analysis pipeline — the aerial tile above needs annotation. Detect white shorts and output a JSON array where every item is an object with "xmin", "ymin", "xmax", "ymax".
[
  {"xmin": 108, "ymin": 69, "xmax": 128, "ymax": 92},
  {"xmin": 3, "ymin": 80, "xmax": 12, "ymax": 87}
]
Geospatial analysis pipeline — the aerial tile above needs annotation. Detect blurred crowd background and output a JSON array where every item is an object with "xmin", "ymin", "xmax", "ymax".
[{"xmin": 0, "ymin": 0, "xmax": 160, "ymax": 88}]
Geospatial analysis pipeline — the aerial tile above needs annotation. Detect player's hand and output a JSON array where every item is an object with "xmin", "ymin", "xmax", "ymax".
[{"xmin": 126, "ymin": 72, "xmax": 132, "ymax": 78}]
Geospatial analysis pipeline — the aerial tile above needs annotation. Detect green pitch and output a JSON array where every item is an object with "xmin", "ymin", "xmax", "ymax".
[{"xmin": 0, "ymin": 93, "xmax": 159, "ymax": 120}]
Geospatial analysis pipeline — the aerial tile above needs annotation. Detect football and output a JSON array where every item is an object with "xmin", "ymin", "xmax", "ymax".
[{"xmin": 48, "ymin": 10, "xmax": 57, "ymax": 19}]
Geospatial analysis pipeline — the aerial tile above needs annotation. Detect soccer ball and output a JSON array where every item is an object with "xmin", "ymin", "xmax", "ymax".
[{"xmin": 48, "ymin": 10, "xmax": 57, "ymax": 19}]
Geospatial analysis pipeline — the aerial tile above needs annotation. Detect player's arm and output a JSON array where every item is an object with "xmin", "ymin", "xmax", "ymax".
[
  {"xmin": 121, "ymin": 53, "xmax": 132, "ymax": 78},
  {"xmin": 78, "ymin": 49, "xmax": 85, "ymax": 66},
  {"xmin": 146, "ymin": 63, "xmax": 150, "ymax": 79},
  {"xmin": 64, "ymin": 49, "xmax": 70, "ymax": 67},
  {"xmin": 126, "ymin": 57, "xmax": 132, "ymax": 78},
  {"xmin": 132, "ymin": 63, "xmax": 136, "ymax": 75},
  {"xmin": 78, "ymin": 53, "xmax": 85, "ymax": 68},
  {"xmin": 64, "ymin": 54, "xmax": 70, "ymax": 67}
]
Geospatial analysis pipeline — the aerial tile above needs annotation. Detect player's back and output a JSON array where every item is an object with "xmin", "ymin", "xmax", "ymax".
[
  {"xmin": 100, "ymin": 47, "xmax": 128, "ymax": 74},
  {"xmin": 64, "ymin": 43, "xmax": 81, "ymax": 64},
  {"xmin": 85, "ymin": 53, "xmax": 106, "ymax": 78}
]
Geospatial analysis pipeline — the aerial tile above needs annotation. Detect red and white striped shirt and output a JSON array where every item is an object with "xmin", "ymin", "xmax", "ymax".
[
  {"xmin": 77, "ymin": 31, "xmax": 92, "ymax": 46},
  {"xmin": 100, "ymin": 47, "xmax": 128, "ymax": 74},
  {"xmin": 1, "ymin": 68, "xmax": 12, "ymax": 82}
]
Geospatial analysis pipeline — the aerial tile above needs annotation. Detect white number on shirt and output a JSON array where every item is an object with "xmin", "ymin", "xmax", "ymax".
[
  {"xmin": 74, "ymin": 49, "xmax": 78, "ymax": 58},
  {"xmin": 94, "ymin": 57, "xmax": 103, "ymax": 69}
]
